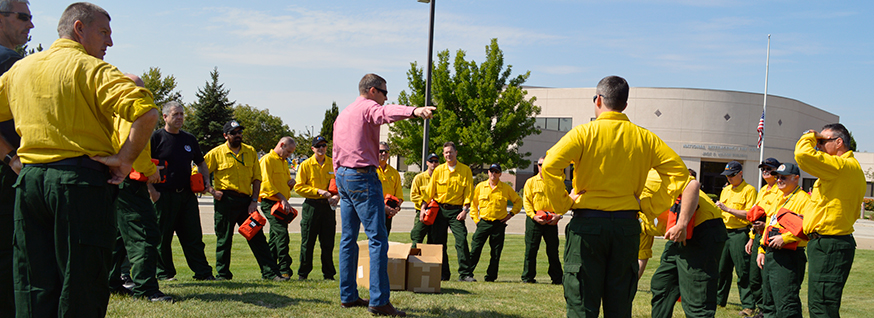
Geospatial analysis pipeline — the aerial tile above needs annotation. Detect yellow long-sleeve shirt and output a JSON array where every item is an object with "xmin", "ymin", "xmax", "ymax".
[
  {"xmin": 748, "ymin": 183, "xmax": 781, "ymax": 239},
  {"xmin": 541, "ymin": 111, "xmax": 689, "ymax": 218},
  {"xmin": 427, "ymin": 162, "xmax": 473, "ymax": 206},
  {"xmin": 378, "ymin": 164, "xmax": 403, "ymax": 200},
  {"xmin": 522, "ymin": 174, "xmax": 559, "ymax": 219},
  {"xmin": 259, "ymin": 150, "xmax": 291, "ymax": 200},
  {"xmin": 410, "ymin": 171, "xmax": 432, "ymax": 208},
  {"xmin": 113, "ymin": 116, "xmax": 156, "ymax": 176},
  {"xmin": 719, "ymin": 180, "xmax": 757, "ymax": 229},
  {"xmin": 759, "ymin": 186, "xmax": 813, "ymax": 253},
  {"xmin": 795, "ymin": 133, "xmax": 865, "ymax": 235},
  {"xmin": 470, "ymin": 180, "xmax": 522, "ymax": 223},
  {"xmin": 204, "ymin": 142, "xmax": 261, "ymax": 196},
  {"xmin": 293, "ymin": 155, "xmax": 334, "ymax": 200},
  {"xmin": 0, "ymin": 39, "xmax": 157, "ymax": 164}
]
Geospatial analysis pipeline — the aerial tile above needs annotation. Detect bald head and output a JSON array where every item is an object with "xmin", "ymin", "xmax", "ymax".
[{"xmin": 274, "ymin": 136, "xmax": 296, "ymax": 159}]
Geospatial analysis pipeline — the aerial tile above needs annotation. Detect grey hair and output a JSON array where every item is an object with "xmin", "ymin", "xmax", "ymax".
[
  {"xmin": 358, "ymin": 73, "xmax": 386, "ymax": 95},
  {"xmin": 57, "ymin": 2, "xmax": 110, "ymax": 38},
  {"xmin": 162, "ymin": 101, "xmax": 184, "ymax": 115},
  {"xmin": 379, "ymin": 141, "xmax": 389, "ymax": 151},
  {"xmin": 0, "ymin": 0, "xmax": 29, "ymax": 12}
]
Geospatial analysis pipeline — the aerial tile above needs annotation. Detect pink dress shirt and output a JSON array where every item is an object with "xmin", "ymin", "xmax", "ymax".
[{"xmin": 332, "ymin": 96, "xmax": 415, "ymax": 169}]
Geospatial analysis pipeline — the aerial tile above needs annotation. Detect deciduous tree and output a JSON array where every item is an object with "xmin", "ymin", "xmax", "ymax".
[{"xmin": 233, "ymin": 104, "xmax": 293, "ymax": 153}]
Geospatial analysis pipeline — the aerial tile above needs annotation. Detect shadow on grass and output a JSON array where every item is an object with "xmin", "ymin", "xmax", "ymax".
[
  {"xmin": 435, "ymin": 287, "xmax": 472, "ymax": 295},
  {"xmin": 183, "ymin": 291, "xmax": 330, "ymax": 308},
  {"xmin": 170, "ymin": 281, "xmax": 265, "ymax": 289},
  {"xmin": 408, "ymin": 308, "xmax": 525, "ymax": 318}
]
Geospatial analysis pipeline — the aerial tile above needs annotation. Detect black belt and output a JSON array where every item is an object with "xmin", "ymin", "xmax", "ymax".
[
  {"xmin": 571, "ymin": 209, "xmax": 637, "ymax": 219},
  {"xmin": 765, "ymin": 246, "xmax": 804, "ymax": 253},
  {"xmin": 807, "ymin": 232, "xmax": 851, "ymax": 240},
  {"xmin": 439, "ymin": 203, "xmax": 462, "ymax": 210},
  {"xmin": 220, "ymin": 190, "xmax": 250, "ymax": 198},
  {"xmin": 694, "ymin": 218, "xmax": 722, "ymax": 231},
  {"xmin": 305, "ymin": 198, "xmax": 329, "ymax": 206},
  {"xmin": 339, "ymin": 166, "xmax": 375, "ymax": 173},
  {"xmin": 24, "ymin": 155, "xmax": 107, "ymax": 172},
  {"xmin": 727, "ymin": 226, "xmax": 750, "ymax": 233}
]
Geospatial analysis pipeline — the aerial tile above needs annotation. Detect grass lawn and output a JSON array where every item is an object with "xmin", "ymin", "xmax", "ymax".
[{"xmin": 107, "ymin": 233, "xmax": 874, "ymax": 317}]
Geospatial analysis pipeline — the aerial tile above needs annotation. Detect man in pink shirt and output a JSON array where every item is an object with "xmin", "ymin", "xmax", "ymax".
[{"xmin": 333, "ymin": 73, "xmax": 434, "ymax": 317}]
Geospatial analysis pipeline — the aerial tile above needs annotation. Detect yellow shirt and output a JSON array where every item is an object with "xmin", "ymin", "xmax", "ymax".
[
  {"xmin": 204, "ymin": 142, "xmax": 261, "ymax": 196},
  {"xmin": 378, "ymin": 163, "xmax": 403, "ymax": 200},
  {"xmin": 749, "ymin": 183, "xmax": 781, "ymax": 238},
  {"xmin": 259, "ymin": 150, "xmax": 291, "ymax": 200},
  {"xmin": 470, "ymin": 180, "xmax": 522, "ymax": 223},
  {"xmin": 427, "ymin": 162, "xmax": 474, "ymax": 206},
  {"xmin": 542, "ymin": 111, "xmax": 689, "ymax": 218},
  {"xmin": 759, "ymin": 186, "xmax": 812, "ymax": 251},
  {"xmin": 113, "ymin": 116, "xmax": 156, "ymax": 176},
  {"xmin": 719, "ymin": 180, "xmax": 757, "ymax": 229},
  {"xmin": 293, "ymin": 155, "xmax": 334, "ymax": 200},
  {"xmin": 522, "ymin": 174, "xmax": 558, "ymax": 219},
  {"xmin": 410, "ymin": 171, "xmax": 432, "ymax": 208},
  {"xmin": 795, "ymin": 133, "xmax": 866, "ymax": 235},
  {"xmin": 638, "ymin": 211, "xmax": 659, "ymax": 260},
  {"xmin": 0, "ymin": 39, "xmax": 157, "ymax": 164}
]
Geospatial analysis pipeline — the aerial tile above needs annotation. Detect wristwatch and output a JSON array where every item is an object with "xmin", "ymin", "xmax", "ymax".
[
  {"xmin": 252, "ymin": 197, "xmax": 258, "ymax": 203},
  {"xmin": 3, "ymin": 149, "xmax": 15, "ymax": 165}
]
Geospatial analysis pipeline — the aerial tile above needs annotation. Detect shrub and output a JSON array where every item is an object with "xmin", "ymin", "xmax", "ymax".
[
  {"xmin": 864, "ymin": 198, "xmax": 874, "ymax": 212},
  {"xmin": 403, "ymin": 171, "xmax": 418, "ymax": 189}
]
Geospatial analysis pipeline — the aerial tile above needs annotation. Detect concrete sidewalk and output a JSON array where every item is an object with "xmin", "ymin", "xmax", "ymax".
[{"xmin": 194, "ymin": 196, "xmax": 874, "ymax": 250}]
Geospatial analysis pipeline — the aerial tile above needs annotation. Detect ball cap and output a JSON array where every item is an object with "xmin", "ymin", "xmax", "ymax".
[
  {"xmin": 311, "ymin": 136, "xmax": 327, "ymax": 147},
  {"xmin": 223, "ymin": 120, "xmax": 244, "ymax": 134},
  {"xmin": 488, "ymin": 163, "xmax": 502, "ymax": 173},
  {"xmin": 720, "ymin": 161, "xmax": 743, "ymax": 176},
  {"xmin": 774, "ymin": 163, "xmax": 801, "ymax": 176},
  {"xmin": 758, "ymin": 158, "xmax": 781, "ymax": 169},
  {"xmin": 427, "ymin": 153, "xmax": 439, "ymax": 162}
]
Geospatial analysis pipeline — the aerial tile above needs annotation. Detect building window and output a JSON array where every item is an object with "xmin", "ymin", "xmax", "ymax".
[{"xmin": 535, "ymin": 117, "xmax": 573, "ymax": 132}]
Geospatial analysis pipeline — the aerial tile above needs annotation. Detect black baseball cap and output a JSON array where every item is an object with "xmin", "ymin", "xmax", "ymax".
[
  {"xmin": 720, "ymin": 161, "xmax": 743, "ymax": 176},
  {"xmin": 223, "ymin": 120, "xmax": 243, "ymax": 134},
  {"xmin": 427, "ymin": 153, "xmax": 439, "ymax": 162},
  {"xmin": 312, "ymin": 136, "xmax": 327, "ymax": 147},
  {"xmin": 489, "ymin": 163, "xmax": 502, "ymax": 173},
  {"xmin": 758, "ymin": 158, "xmax": 780, "ymax": 170},
  {"xmin": 774, "ymin": 163, "xmax": 801, "ymax": 176}
]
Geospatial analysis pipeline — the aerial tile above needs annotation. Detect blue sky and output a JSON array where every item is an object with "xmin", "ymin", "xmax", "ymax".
[{"xmin": 24, "ymin": 1, "xmax": 874, "ymax": 150}]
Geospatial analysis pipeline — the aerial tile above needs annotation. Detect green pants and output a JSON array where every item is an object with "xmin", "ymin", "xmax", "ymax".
[
  {"xmin": 760, "ymin": 247, "xmax": 805, "ymax": 318},
  {"xmin": 13, "ymin": 165, "xmax": 117, "ymax": 318},
  {"xmin": 427, "ymin": 205, "xmax": 472, "ymax": 280},
  {"xmin": 297, "ymin": 198, "xmax": 336, "ymax": 279},
  {"xmin": 109, "ymin": 179, "xmax": 161, "ymax": 297},
  {"xmin": 410, "ymin": 209, "xmax": 431, "ymax": 244},
  {"xmin": 563, "ymin": 211, "xmax": 640, "ymax": 318},
  {"xmin": 0, "ymin": 164, "xmax": 15, "ymax": 315},
  {"xmin": 154, "ymin": 189, "xmax": 213, "ymax": 279},
  {"xmin": 807, "ymin": 235, "xmax": 855, "ymax": 318},
  {"xmin": 214, "ymin": 194, "xmax": 279, "ymax": 279},
  {"xmin": 469, "ymin": 219, "xmax": 506, "ymax": 281},
  {"xmin": 522, "ymin": 216, "xmax": 562, "ymax": 284},
  {"xmin": 261, "ymin": 198, "xmax": 292, "ymax": 276},
  {"xmin": 749, "ymin": 231, "xmax": 763, "ymax": 310},
  {"xmin": 717, "ymin": 227, "xmax": 754, "ymax": 309},
  {"xmin": 651, "ymin": 219, "xmax": 727, "ymax": 318}
]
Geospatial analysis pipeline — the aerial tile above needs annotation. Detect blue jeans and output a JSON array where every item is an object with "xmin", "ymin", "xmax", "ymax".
[{"xmin": 336, "ymin": 166, "xmax": 389, "ymax": 307}]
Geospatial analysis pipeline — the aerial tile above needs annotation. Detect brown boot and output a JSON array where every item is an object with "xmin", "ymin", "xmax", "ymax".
[{"xmin": 368, "ymin": 302, "xmax": 406, "ymax": 317}]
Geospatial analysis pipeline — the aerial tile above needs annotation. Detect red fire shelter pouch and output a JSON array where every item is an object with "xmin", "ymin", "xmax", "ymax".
[
  {"xmin": 238, "ymin": 212, "xmax": 266, "ymax": 241},
  {"xmin": 423, "ymin": 200, "xmax": 439, "ymax": 225},
  {"xmin": 385, "ymin": 194, "xmax": 400, "ymax": 219},
  {"xmin": 271, "ymin": 201, "xmax": 299, "ymax": 224},
  {"xmin": 191, "ymin": 172, "xmax": 205, "ymax": 193},
  {"xmin": 666, "ymin": 196, "xmax": 695, "ymax": 240},
  {"xmin": 129, "ymin": 159, "xmax": 167, "ymax": 183}
]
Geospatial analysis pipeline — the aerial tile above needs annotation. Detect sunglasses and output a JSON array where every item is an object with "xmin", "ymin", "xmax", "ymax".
[
  {"xmin": 726, "ymin": 172, "xmax": 738, "ymax": 178},
  {"xmin": 816, "ymin": 137, "xmax": 837, "ymax": 146},
  {"xmin": 592, "ymin": 94, "xmax": 604, "ymax": 103},
  {"xmin": 774, "ymin": 175, "xmax": 792, "ymax": 181},
  {"xmin": 374, "ymin": 87, "xmax": 388, "ymax": 96},
  {"xmin": 228, "ymin": 130, "xmax": 243, "ymax": 136},
  {"xmin": 537, "ymin": 163, "xmax": 543, "ymax": 166},
  {"xmin": 314, "ymin": 144, "xmax": 327, "ymax": 149},
  {"xmin": 0, "ymin": 11, "xmax": 31, "ymax": 22},
  {"xmin": 428, "ymin": 160, "xmax": 438, "ymax": 163},
  {"xmin": 379, "ymin": 149, "xmax": 389, "ymax": 154}
]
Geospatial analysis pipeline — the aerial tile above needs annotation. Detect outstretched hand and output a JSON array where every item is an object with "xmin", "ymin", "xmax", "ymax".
[{"xmin": 414, "ymin": 106, "xmax": 437, "ymax": 119}]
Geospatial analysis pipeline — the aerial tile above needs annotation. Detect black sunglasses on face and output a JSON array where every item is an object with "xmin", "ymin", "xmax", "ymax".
[
  {"xmin": 775, "ymin": 175, "xmax": 791, "ymax": 181},
  {"xmin": 727, "ymin": 172, "xmax": 738, "ymax": 178},
  {"xmin": 817, "ymin": 137, "xmax": 837, "ymax": 145},
  {"xmin": 379, "ymin": 150, "xmax": 389, "ymax": 154},
  {"xmin": 314, "ymin": 144, "xmax": 327, "ymax": 149},
  {"xmin": 428, "ymin": 160, "xmax": 438, "ymax": 163},
  {"xmin": 592, "ymin": 94, "xmax": 605, "ymax": 103},
  {"xmin": 0, "ymin": 11, "xmax": 31, "ymax": 22},
  {"xmin": 228, "ymin": 130, "xmax": 242, "ymax": 136},
  {"xmin": 374, "ymin": 87, "xmax": 388, "ymax": 96}
]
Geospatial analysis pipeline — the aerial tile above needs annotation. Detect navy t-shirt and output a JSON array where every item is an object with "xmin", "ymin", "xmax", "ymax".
[
  {"xmin": 0, "ymin": 46, "xmax": 21, "ymax": 148},
  {"xmin": 150, "ymin": 129, "xmax": 205, "ymax": 192}
]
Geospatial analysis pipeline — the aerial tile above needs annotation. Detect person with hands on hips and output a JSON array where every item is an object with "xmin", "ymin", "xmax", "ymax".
[{"xmin": 468, "ymin": 164, "xmax": 522, "ymax": 282}]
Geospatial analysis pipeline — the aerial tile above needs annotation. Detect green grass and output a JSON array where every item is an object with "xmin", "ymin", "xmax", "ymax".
[{"xmin": 107, "ymin": 233, "xmax": 874, "ymax": 317}]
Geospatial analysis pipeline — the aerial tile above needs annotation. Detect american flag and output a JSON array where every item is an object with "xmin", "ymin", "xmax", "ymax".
[{"xmin": 756, "ymin": 112, "xmax": 765, "ymax": 148}]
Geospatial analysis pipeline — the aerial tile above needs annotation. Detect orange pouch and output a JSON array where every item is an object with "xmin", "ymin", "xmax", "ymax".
[
  {"xmin": 535, "ymin": 210, "xmax": 554, "ymax": 223},
  {"xmin": 666, "ymin": 196, "xmax": 694, "ymax": 240},
  {"xmin": 328, "ymin": 178, "xmax": 338, "ymax": 195},
  {"xmin": 747, "ymin": 205, "xmax": 766, "ymax": 223},
  {"xmin": 766, "ymin": 225, "xmax": 798, "ymax": 250},
  {"xmin": 238, "ymin": 212, "xmax": 266, "ymax": 240},
  {"xmin": 423, "ymin": 200, "xmax": 439, "ymax": 225},
  {"xmin": 129, "ymin": 159, "xmax": 167, "ymax": 183},
  {"xmin": 271, "ymin": 201, "xmax": 298, "ymax": 224},
  {"xmin": 190, "ymin": 172, "xmax": 205, "ymax": 193},
  {"xmin": 775, "ymin": 208, "xmax": 808, "ymax": 241}
]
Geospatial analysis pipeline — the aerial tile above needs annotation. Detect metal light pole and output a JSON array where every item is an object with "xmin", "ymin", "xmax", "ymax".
[{"xmin": 419, "ymin": 0, "xmax": 435, "ymax": 170}]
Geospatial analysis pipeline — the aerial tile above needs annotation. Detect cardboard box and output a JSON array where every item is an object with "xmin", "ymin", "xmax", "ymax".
[{"xmin": 356, "ymin": 241, "xmax": 443, "ymax": 293}]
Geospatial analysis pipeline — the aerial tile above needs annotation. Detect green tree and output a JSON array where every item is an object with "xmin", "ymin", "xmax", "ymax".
[
  {"xmin": 318, "ymin": 101, "xmax": 339, "ymax": 157},
  {"xmin": 389, "ymin": 38, "xmax": 541, "ymax": 173},
  {"xmin": 189, "ymin": 67, "xmax": 235, "ymax": 150},
  {"xmin": 14, "ymin": 37, "xmax": 42, "ymax": 56},
  {"xmin": 233, "ymin": 104, "xmax": 293, "ymax": 153},
  {"xmin": 141, "ymin": 67, "xmax": 183, "ymax": 128}
]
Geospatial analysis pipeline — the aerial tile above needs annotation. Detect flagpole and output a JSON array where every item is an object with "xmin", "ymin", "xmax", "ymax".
[{"xmin": 758, "ymin": 34, "xmax": 770, "ymax": 189}]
